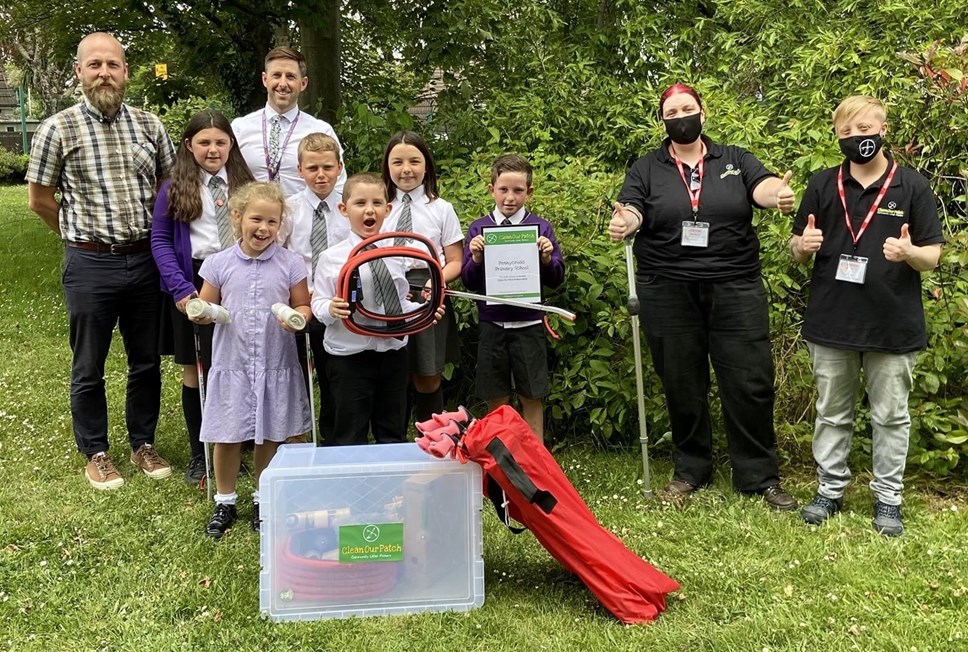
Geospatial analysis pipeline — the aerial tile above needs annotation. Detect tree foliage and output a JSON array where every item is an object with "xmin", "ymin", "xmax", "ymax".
[{"xmin": 4, "ymin": 0, "xmax": 966, "ymax": 475}]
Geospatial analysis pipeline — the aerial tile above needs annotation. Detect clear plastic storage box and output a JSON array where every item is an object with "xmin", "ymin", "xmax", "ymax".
[{"xmin": 259, "ymin": 443, "xmax": 484, "ymax": 621}]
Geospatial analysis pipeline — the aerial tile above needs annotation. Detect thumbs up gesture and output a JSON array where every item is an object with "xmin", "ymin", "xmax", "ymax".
[
  {"xmin": 799, "ymin": 213, "xmax": 823, "ymax": 255},
  {"xmin": 883, "ymin": 223, "xmax": 912, "ymax": 262},
  {"xmin": 775, "ymin": 171, "xmax": 795, "ymax": 214},
  {"xmin": 608, "ymin": 202, "xmax": 640, "ymax": 242}
]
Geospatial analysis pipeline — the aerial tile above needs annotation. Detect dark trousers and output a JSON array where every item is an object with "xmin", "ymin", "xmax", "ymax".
[
  {"xmin": 637, "ymin": 275, "xmax": 780, "ymax": 491},
  {"xmin": 326, "ymin": 348, "xmax": 408, "ymax": 446},
  {"xmin": 63, "ymin": 248, "xmax": 162, "ymax": 457},
  {"xmin": 294, "ymin": 316, "xmax": 335, "ymax": 441}
]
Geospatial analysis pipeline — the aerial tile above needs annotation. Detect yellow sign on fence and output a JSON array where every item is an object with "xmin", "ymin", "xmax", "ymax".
[{"xmin": 154, "ymin": 64, "xmax": 168, "ymax": 79}]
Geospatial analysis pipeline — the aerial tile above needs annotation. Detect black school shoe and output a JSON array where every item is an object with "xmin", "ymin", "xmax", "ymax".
[
  {"xmin": 252, "ymin": 502, "xmax": 261, "ymax": 532},
  {"xmin": 205, "ymin": 503, "xmax": 238, "ymax": 539},
  {"xmin": 184, "ymin": 454, "xmax": 206, "ymax": 485}
]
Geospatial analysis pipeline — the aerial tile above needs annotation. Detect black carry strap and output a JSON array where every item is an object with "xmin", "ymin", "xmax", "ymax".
[{"xmin": 484, "ymin": 437, "xmax": 558, "ymax": 533}]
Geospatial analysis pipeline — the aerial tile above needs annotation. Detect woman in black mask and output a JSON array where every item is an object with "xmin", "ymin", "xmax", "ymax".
[{"xmin": 608, "ymin": 83, "xmax": 798, "ymax": 511}]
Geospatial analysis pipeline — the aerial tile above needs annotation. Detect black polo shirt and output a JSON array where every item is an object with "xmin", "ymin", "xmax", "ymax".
[
  {"xmin": 618, "ymin": 135, "xmax": 775, "ymax": 281},
  {"xmin": 793, "ymin": 155, "xmax": 944, "ymax": 353}
]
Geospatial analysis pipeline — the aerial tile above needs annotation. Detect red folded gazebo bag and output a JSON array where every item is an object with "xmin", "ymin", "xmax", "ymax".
[{"xmin": 457, "ymin": 405, "xmax": 679, "ymax": 623}]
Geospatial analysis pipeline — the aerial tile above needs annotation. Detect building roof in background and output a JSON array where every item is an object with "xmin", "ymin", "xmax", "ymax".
[{"xmin": 0, "ymin": 69, "xmax": 20, "ymax": 112}]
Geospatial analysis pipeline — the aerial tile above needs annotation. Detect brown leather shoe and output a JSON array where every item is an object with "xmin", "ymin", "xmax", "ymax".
[
  {"xmin": 663, "ymin": 479, "xmax": 697, "ymax": 496},
  {"xmin": 761, "ymin": 484, "xmax": 798, "ymax": 511},
  {"xmin": 659, "ymin": 479, "xmax": 697, "ymax": 505}
]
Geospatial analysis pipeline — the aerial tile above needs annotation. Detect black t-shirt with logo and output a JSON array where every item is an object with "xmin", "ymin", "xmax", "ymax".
[
  {"xmin": 618, "ymin": 136, "xmax": 775, "ymax": 281},
  {"xmin": 793, "ymin": 156, "xmax": 944, "ymax": 353}
]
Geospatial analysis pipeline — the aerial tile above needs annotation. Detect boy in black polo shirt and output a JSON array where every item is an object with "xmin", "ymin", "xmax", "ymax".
[{"xmin": 790, "ymin": 95, "xmax": 943, "ymax": 537}]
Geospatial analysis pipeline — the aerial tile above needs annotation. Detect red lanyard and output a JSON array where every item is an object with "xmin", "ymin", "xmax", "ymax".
[
  {"xmin": 671, "ymin": 145, "xmax": 705, "ymax": 217},
  {"xmin": 836, "ymin": 161, "xmax": 897, "ymax": 247}
]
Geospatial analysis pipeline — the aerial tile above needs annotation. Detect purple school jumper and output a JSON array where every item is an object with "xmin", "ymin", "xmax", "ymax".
[{"xmin": 150, "ymin": 180, "xmax": 195, "ymax": 301}]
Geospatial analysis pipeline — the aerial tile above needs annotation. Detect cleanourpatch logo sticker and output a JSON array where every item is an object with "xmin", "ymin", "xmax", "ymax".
[
  {"xmin": 338, "ymin": 523, "xmax": 404, "ymax": 563},
  {"xmin": 484, "ymin": 230, "xmax": 536, "ymax": 245}
]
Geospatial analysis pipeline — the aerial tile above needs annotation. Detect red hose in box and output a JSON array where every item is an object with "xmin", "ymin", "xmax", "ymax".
[{"xmin": 275, "ymin": 529, "xmax": 399, "ymax": 601}]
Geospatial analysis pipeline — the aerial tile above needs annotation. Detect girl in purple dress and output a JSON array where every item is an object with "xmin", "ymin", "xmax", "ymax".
[{"xmin": 189, "ymin": 181, "xmax": 312, "ymax": 539}]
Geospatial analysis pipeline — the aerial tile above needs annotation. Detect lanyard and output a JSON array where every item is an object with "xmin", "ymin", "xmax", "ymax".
[
  {"xmin": 671, "ymin": 144, "xmax": 705, "ymax": 217},
  {"xmin": 261, "ymin": 110, "xmax": 301, "ymax": 181},
  {"xmin": 836, "ymin": 161, "xmax": 898, "ymax": 247}
]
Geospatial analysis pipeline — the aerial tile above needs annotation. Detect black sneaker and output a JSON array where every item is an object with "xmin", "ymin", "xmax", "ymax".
[
  {"xmin": 205, "ymin": 503, "xmax": 238, "ymax": 539},
  {"xmin": 184, "ymin": 455, "xmax": 206, "ymax": 485},
  {"xmin": 801, "ymin": 494, "xmax": 842, "ymax": 525},
  {"xmin": 252, "ymin": 502, "xmax": 261, "ymax": 532},
  {"xmin": 872, "ymin": 501, "xmax": 903, "ymax": 537}
]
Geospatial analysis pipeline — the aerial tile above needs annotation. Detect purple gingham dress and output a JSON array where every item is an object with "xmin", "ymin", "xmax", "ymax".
[{"xmin": 198, "ymin": 242, "xmax": 310, "ymax": 444}]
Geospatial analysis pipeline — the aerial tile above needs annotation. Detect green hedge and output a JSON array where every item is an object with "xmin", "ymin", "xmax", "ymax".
[{"xmin": 0, "ymin": 147, "xmax": 29, "ymax": 185}]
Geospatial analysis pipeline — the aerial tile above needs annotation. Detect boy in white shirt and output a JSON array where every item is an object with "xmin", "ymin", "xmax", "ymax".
[
  {"xmin": 281, "ymin": 133, "xmax": 349, "ymax": 443},
  {"xmin": 312, "ymin": 173, "xmax": 444, "ymax": 445}
]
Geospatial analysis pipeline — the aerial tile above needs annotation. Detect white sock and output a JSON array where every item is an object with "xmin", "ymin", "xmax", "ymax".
[{"xmin": 214, "ymin": 492, "xmax": 238, "ymax": 506}]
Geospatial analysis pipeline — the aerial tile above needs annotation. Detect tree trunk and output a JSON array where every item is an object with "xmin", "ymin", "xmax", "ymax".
[{"xmin": 299, "ymin": 0, "xmax": 341, "ymax": 124}]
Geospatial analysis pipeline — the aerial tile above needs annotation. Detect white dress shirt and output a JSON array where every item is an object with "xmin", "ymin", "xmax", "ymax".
[
  {"xmin": 231, "ymin": 104, "xmax": 347, "ymax": 198},
  {"xmin": 383, "ymin": 186, "xmax": 463, "ymax": 270},
  {"xmin": 188, "ymin": 168, "xmax": 230, "ymax": 260},
  {"xmin": 281, "ymin": 187, "xmax": 349, "ymax": 280}
]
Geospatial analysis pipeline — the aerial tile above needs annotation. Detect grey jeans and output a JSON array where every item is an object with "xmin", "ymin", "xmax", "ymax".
[{"xmin": 807, "ymin": 342, "xmax": 916, "ymax": 505}]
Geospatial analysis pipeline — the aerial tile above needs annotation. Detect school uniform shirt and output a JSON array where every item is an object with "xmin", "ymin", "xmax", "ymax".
[
  {"xmin": 383, "ymin": 186, "xmax": 463, "ymax": 270},
  {"xmin": 312, "ymin": 233, "xmax": 424, "ymax": 356},
  {"xmin": 189, "ymin": 168, "xmax": 231, "ymax": 260},
  {"xmin": 793, "ymin": 155, "xmax": 944, "ymax": 353},
  {"xmin": 231, "ymin": 104, "xmax": 347, "ymax": 197},
  {"xmin": 280, "ymin": 187, "xmax": 350, "ymax": 280},
  {"xmin": 461, "ymin": 208, "xmax": 565, "ymax": 324},
  {"xmin": 617, "ymin": 135, "xmax": 775, "ymax": 281}
]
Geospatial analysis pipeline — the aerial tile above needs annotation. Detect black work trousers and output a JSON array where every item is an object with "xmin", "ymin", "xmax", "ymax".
[{"xmin": 636, "ymin": 274, "xmax": 780, "ymax": 492}]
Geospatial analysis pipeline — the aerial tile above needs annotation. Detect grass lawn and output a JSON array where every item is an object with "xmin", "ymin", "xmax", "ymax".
[{"xmin": 0, "ymin": 184, "xmax": 965, "ymax": 651}]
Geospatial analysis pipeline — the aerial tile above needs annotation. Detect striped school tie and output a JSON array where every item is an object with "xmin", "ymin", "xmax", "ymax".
[
  {"xmin": 310, "ymin": 201, "xmax": 328, "ymax": 277},
  {"xmin": 362, "ymin": 244, "xmax": 402, "ymax": 315},
  {"xmin": 394, "ymin": 194, "xmax": 413, "ymax": 246},
  {"xmin": 209, "ymin": 176, "xmax": 233, "ymax": 248}
]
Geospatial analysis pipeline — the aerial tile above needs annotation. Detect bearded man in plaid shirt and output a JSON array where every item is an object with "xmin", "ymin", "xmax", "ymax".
[{"xmin": 27, "ymin": 32, "xmax": 176, "ymax": 491}]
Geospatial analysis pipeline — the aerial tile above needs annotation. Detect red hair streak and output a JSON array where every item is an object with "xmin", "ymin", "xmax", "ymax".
[{"xmin": 659, "ymin": 83, "xmax": 703, "ymax": 116}]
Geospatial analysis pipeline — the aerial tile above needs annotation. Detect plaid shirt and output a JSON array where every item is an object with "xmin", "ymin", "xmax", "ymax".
[{"xmin": 27, "ymin": 100, "xmax": 175, "ymax": 244}]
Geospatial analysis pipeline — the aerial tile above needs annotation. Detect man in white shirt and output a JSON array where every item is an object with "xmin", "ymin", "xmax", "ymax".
[{"xmin": 231, "ymin": 46, "xmax": 347, "ymax": 197}]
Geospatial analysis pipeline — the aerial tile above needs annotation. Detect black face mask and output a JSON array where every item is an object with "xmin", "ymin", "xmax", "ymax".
[
  {"xmin": 839, "ymin": 134, "xmax": 883, "ymax": 164},
  {"xmin": 664, "ymin": 113, "xmax": 703, "ymax": 145}
]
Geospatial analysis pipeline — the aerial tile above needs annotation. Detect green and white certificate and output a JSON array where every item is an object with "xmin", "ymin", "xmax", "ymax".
[{"xmin": 482, "ymin": 224, "xmax": 541, "ymax": 305}]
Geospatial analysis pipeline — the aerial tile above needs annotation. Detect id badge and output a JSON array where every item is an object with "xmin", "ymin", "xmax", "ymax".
[
  {"xmin": 681, "ymin": 221, "xmax": 709, "ymax": 247},
  {"xmin": 835, "ymin": 254, "xmax": 868, "ymax": 284}
]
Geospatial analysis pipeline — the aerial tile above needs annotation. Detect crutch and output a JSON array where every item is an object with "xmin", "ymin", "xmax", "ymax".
[
  {"xmin": 624, "ymin": 239, "xmax": 653, "ymax": 499},
  {"xmin": 193, "ymin": 325, "xmax": 213, "ymax": 501},
  {"xmin": 304, "ymin": 333, "xmax": 319, "ymax": 446}
]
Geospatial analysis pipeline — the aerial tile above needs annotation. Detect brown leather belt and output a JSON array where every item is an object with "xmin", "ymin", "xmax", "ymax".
[{"xmin": 66, "ymin": 239, "xmax": 151, "ymax": 255}]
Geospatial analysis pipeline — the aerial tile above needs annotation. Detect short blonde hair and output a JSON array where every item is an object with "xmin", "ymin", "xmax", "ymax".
[
  {"xmin": 298, "ymin": 132, "xmax": 341, "ymax": 164},
  {"xmin": 228, "ymin": 181, "xmax": 287, "ymax": 235},
  {"xmin": 832, "ymin": 95, "xmax": 887, "ymax": 128}
]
